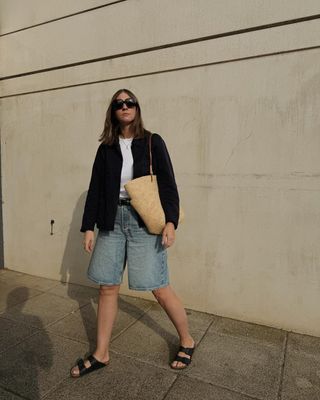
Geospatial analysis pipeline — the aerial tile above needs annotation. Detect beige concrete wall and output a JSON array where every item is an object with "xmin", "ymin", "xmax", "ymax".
[{"xmin": 1, "ymin": 1, "xmax": 320, "ymax": 336}]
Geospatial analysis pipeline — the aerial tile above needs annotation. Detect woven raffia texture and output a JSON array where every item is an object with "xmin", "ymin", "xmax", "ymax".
[
  {"xmin": 125, "ymin": 175, "xmax": 184, "ymax": 234},
  {"xmin": 125, "ymin": 175, "xmax": 165, "ymax": 234}
]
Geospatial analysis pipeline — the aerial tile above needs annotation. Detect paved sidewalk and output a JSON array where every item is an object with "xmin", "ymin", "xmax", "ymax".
[{"xmin": 0, "ymin": 269, "xmax": 319, "ymax": 400}]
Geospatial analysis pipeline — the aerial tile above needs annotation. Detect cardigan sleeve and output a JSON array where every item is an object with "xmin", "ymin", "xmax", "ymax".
[
  {"xmin": 80, "ymin": 144, "xmax": 104, "ymax": 232},
  {"xmin": 152, "ymin": 134, "xmax": 180, "ymax": 229}
]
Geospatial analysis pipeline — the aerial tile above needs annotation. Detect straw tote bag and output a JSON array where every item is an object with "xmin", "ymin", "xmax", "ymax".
[{"xmin": 124, "ymin": 133, "xmax": 184, "ymax": 234}]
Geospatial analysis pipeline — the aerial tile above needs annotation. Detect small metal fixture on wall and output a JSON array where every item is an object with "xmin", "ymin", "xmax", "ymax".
[{"xmin": 50, "ymin": 220, "xmax": 55, "ymax": 235}]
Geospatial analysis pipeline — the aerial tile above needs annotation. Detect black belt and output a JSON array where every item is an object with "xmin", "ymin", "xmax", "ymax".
[{"xmin": 118, "ymin": 198, "xmax": 131, "ymax": 206}]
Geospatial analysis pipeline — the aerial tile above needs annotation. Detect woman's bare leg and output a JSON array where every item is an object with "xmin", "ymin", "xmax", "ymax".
[
  {"xmin": 71, "ymin": 284, "xmax": 120, "ymax": 376},
  {"xmin": 152, "ymin": 285, "xmax": 195, "ymax": 368}
]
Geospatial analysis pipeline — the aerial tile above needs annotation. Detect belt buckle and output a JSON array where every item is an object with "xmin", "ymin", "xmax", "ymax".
[{"xmin": 119, "ymin": 198, "xmax": 130, "ymax": 206}]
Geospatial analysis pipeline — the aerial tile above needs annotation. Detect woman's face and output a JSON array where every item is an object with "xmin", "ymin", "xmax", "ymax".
[{"xmin": 114, "ymin": 92, "xmax": 137, "ymax": 126}]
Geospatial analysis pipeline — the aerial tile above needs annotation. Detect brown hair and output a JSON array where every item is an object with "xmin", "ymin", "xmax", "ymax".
[{"xmin": 99, "ymin": 89, "xmax": 145, "ymax": 144}]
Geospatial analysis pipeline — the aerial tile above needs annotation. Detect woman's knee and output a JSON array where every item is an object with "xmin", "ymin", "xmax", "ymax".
[
  {"xmin": 152, "ymin": 285, "xmax": 171, "ymax": 303},
  {"xmin": 99, "ymin": 284, "xmax": 120, "ymax": 297}
]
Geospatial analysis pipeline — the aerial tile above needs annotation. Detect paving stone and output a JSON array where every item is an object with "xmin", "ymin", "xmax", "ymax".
[
  {"xmin": 165, "ymin": 375, "xmax": 256, "ymax": 400},
  {"xmin": 46, "ymin": 282, "xmax": 99, "ymax": 306},
  {"xmin": 0, "ymin": 282, "xmax": 43, "ymax": 312},
  {"xmin": 0, "ymin": 270, "xmax": 58, "ymax": 292},
  {"xmin": 210, "ymin": 316, "xmax": 286, "ymax": 347},
  {"xmin": 44, "ymin": 351, "xmax": 176, "ymax": 400},
  {"xmin": 0, "ymin": 387, "xmax": 24, "ymax": 399},
  {"xmin": 110, "ymin": 303, "xmax": 214, "ymax": 369},
  {"xmin": 47, "ymin": 294, "xmax": 152, "ymax": 348},
  {"xmin": 0, "ymin": 316, "xmax": 39, "ymax": 354},
  {"xmin": 0, "ymin": 292, "xmax": 80, "ymax": 328},
  {"xmin": 0, "ymin": 330, "xmax": 87, "ymax": 400},
  {"xmin": 286, "ymin": 332, "xmax": 320, "ymax": 356},
  {"xmin": 184, "ymin": 326, "xmax": 283, "ymax": 400},
  {"xmin": 281, "ymin": 333, "xmax": 320, "ymax": 400}
]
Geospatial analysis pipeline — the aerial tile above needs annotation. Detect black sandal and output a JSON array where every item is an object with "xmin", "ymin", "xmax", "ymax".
[
  {"xmin": 171, "ymin": 344, "xmax": 196, "ymax": 370},
  {"xmin": 70, "ymin": 354, "xmax": 109, "ymax": 378}
]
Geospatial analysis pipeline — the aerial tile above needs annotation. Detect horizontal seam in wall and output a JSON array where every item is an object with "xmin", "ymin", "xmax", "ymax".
[
  {"xmin": 0, "ymin": 0, "xmax": 128, "ymax": 37},
  {"xmin": 0, "ymin": 45, "xmax": 319, "ymax": 99},
  {"xmin": 1, "ymin": 13, "xmax": 320, "ymax": 81}
]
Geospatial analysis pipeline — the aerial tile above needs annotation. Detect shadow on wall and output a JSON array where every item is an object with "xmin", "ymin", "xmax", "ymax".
[{"xmin": 59, "ymin": 191, "xmax": 89, "ymax": 287}]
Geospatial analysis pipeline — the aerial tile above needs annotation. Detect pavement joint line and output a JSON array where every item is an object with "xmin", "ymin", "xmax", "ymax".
[
  {"xmin": 197, "ymin": 315, "xmax": 289, "ymax": 348},
  {"xmin": 0, "ymin": 326, "xmax": 42, "ymax": 356},
  {"xmin": 40, "ymin": 328, "xmax": 91, "ymax": 346},
  {"xmin": 109, "ymin": 304, "xmax": 154, "ymax": 343},
  {"xmin": 0, "ymin": 288, "xmax": 49, "ymax": 313},
  {"xmin": 42, "ymin": 296, "xmax": 153, "ymax": 334},
  {"xmin": 1, "ymin": 300, "xmax": 85, "ymax": 331},
  {"xmin": 0, "ymin": 280, "xmax": 59, "ymax": 294},
  {"xmin": 1, "ymin": 298, "xmax": 94, "ymax": 332},
  {"xmin": 178, "ymin": 373, "xmax": 264, "ymax": 400},
  {"xmin": 190, "ymin": 314, "xmax": 217, "ymax": 349},
  {"xmin": 0, "ymin": 297, "xmax": 91, "ymax": 333},
  {"xmin": 44, "ymin": 290, "xmax": 99, "ymax": 302},
  {"xmin": 40, "ymin": 373, "xmax": 77, "ymax": 400},
  {"xmin": 0, "ymin": 298, "xmax": 155, "ymax": 349},
  {"xmin": 207, "ymin": 329, "xmax": 287, "ymax": 349},
  {"xmin": 38, "ymin": 291, "xmax": 93, "ymax": 304},
  {"xmin": 0, "ymin": 383, "xmax": 30, "ymax": 400},
  {"xmin": 166, "ymin": 375, "xmax": 262, "ymax": 400},
  {"xmin": 45, "ymin": 281, "xmax": 100, "ymax": 296},
  {"xmin": 161, "ymin": 374, "xmax": 179, "ymax": 400},
  {"xmin": 39, "ymin": 291, "xmax": 106, "ymax": 328},
  {"xmin": 41, "ymin": 303, "xmax": 153, "ymax": 346},
  {"xmin": 277, "ymin": 331, "xmax": 289, "ymax": 400},
  {"xmin": 106, "ymin": 347, "xmax": 181, "ymax": 373},
  {"xmin": 42, "ymin": 305, "xmax": 91, "ymax": 329},
  {"xmin": 0, "ymin": 268, "xmax": 59, "ymax": 287}
]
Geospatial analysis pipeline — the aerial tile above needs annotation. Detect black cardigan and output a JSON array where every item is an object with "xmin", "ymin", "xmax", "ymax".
[{"xmin": 80, "ymin": 130, "xmax": 180, "ymax": 232}]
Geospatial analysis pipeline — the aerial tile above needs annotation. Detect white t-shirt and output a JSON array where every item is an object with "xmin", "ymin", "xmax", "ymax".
[{"xmin": 119, "ymin": 137, "xmax": 133, "ymax": 198}]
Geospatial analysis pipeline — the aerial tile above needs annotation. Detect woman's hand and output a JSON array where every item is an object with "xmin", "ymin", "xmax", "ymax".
[
  {"xmin": 161, "ymin": 222, "xmax": 175, "ymax": 249},
  {"xmin": 83, "ymin": 230, "xmax": 95, "ymax": 253}
]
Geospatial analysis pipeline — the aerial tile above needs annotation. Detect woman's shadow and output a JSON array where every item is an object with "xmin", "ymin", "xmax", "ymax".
[{"xmin": 59, "ymin": 192, "xmax": 177, "ymax": 356}]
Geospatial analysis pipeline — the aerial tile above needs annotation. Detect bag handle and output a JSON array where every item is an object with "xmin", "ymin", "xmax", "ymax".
[{"xmin": 149, "ymin": 133, "xmax": 154, "ymax": 180}]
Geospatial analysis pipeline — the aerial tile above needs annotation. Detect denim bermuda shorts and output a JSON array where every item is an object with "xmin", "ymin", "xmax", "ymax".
[{"xmin": 87, "ymin": 205, "xmax": 169, "ymax": 291}]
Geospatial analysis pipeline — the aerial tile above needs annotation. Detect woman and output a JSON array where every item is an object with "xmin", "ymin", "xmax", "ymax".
[{"xmin": 70, "ymin": 89, "xmax": 195, "ymax": 377}]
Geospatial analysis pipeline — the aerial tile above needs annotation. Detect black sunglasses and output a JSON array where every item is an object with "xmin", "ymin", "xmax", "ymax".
[{"xmin": 112, "ymin": 98, "xmax": 137, "ymax": 110}]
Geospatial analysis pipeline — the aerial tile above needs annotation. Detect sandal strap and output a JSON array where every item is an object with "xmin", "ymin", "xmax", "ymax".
[
  {"xmin": 87, "ymin": 354, "xmax": 107, "ymax": 368},
  {"xmin": 77, "ymin": 359, "xmax": 86, "ymax": 375},
  {"xmin": 179, "ymin": 346, "xmax": 195, "ymax": 356},
  {"xmin": 88, "ymin": 354, "xmax": 98, "ymax": 366},
  {"xmin": 174, "ymin": 355, "xmax": 191, "ymax": 365},
  {"xmin": 76, "ymin": 355, "xmax": 107, "ymax": 377}
]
